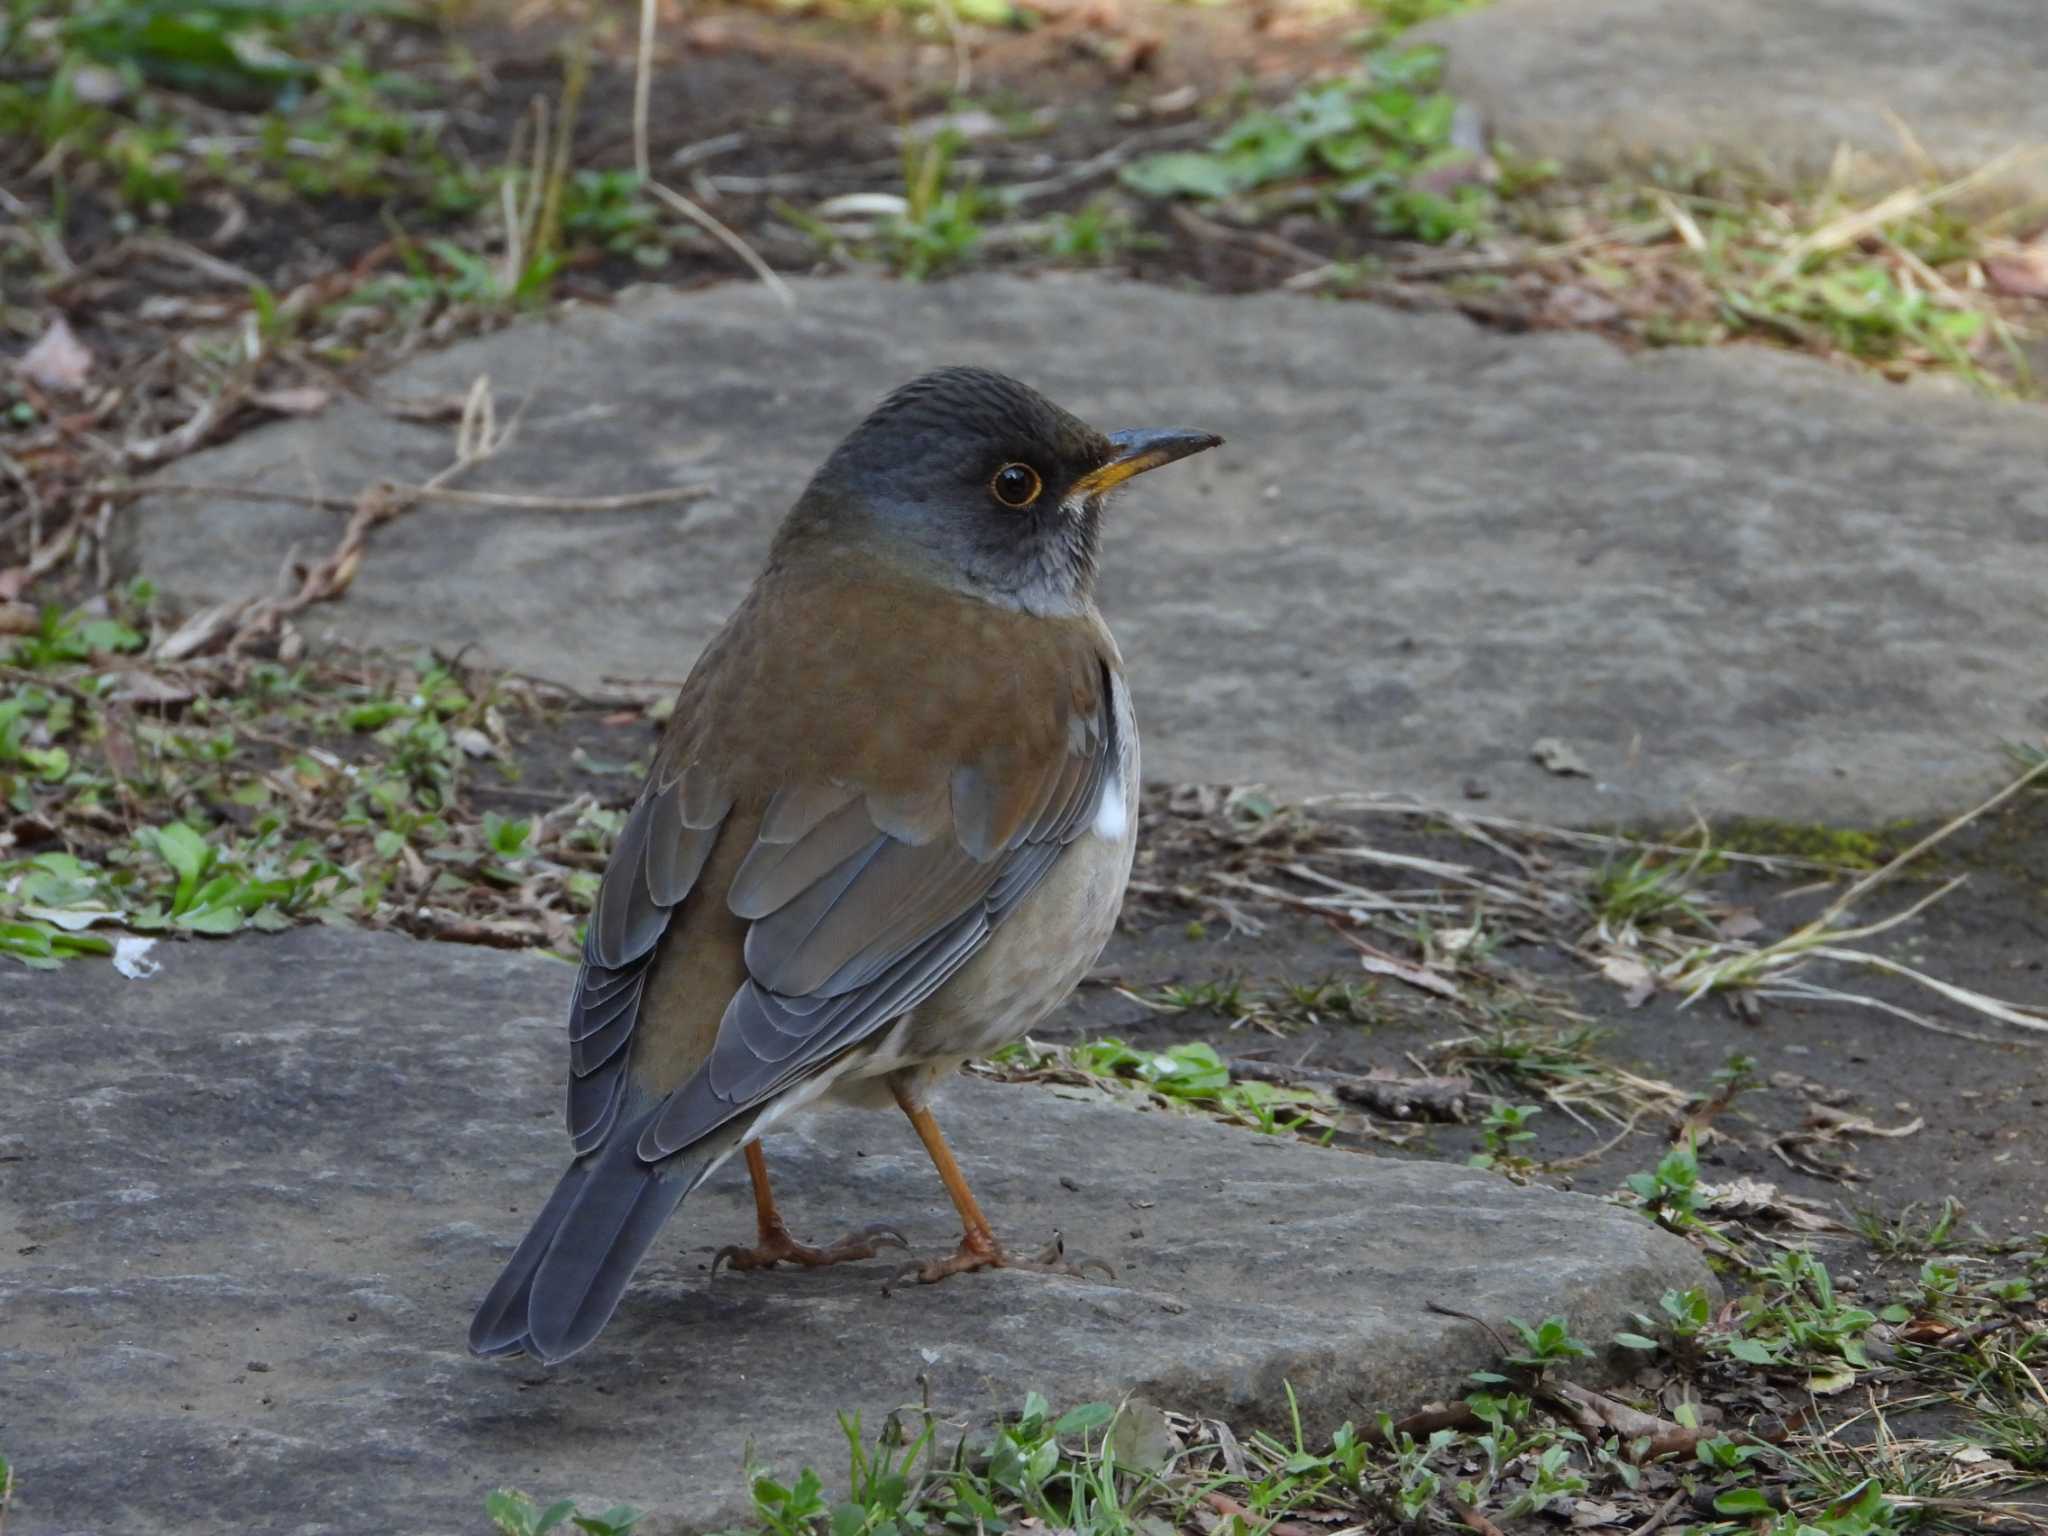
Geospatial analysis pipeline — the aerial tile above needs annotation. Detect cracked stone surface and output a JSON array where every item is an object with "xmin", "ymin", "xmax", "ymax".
[
  {"xmin": 0, "ymin": 926, "xmax": 1709, "ymax": 1535},
  {"xmin": 1418, "ymin": 0, "xmax": 2048, "ymax": 197},
  {"xmin": 125, "ymin": 274, "xmax": 2048, "ymax": 824}
]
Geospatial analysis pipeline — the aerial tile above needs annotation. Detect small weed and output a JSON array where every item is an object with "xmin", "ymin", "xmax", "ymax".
[
  {"xmin": 1633, "ymin": 168, "xmax": 2036, "ymax": 396},
  {"xmin": 1850, "ymin": 1196, "xmax": 1963, "ymax": 1257},
  {"xmin": 1121, "ymin": 46, "xmax": 1492, "ymax": 243},
  {"xmin": 484, "ymin": 1488, "xmax": 640, "ymax": 1535},
  {"xmin": 1043, "ymin": 201, "xmax": 1146, "ymax": 265},
  {"xmin": 1147, "ymin": 977, "xmax": 1249, "ymax": 1019},
  {"xmin": 1503, "ymin": 1315, "xmax": 1593, "ymax": 1371},
  {"xmin": 1715, "ymin": 1249, "xmax": 1881, "ymax": 1383},
  {"xmin": 561, "ymin": 169, "xmax": 669, "ymax": 267},
  {"xmin": 1070, "ymin": 1037, "xmax": 1322, "ymax": 1135},
  {"xmin": 1586, "ymin": 841, "xmax": 1720, "ymax": 931},
  {"xmin": 1468, "ymin": 1100, "xmax": 1540, "ymax": 1173},
  {"xmin": 889, "ymin": 129, "xmax": 985, "ymax": 279},
  {"xmin": 1361, "ymin": 0, "xmax": 1491, "ymax": 46},
  {"xmin": 59, "ymin": 0, "xmax": 368, "ymax": 101},
  {"xmin": 1623, "ymin": 1135, "xmax": 1702, "ymax": 1224},
  {"xmin": 1615, "ymin": 1283, "xmax": 1714, "ymax": 1357}
]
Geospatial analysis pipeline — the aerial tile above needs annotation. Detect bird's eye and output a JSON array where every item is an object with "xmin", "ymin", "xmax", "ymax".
[{"xmin": 989, "ymin": 462, "xmax": 1042, "ymax": 509}]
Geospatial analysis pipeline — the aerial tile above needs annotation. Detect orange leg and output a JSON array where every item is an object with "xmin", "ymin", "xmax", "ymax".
[
  {"xmin": 712, "ymin": 1142, "xmax": 906, "ymax": 1274},
  {"xmin": 892, "ymin": 1083, "xmax": 1113, "ymax": 1284}
]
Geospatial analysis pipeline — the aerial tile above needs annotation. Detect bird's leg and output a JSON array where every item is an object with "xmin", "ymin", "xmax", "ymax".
[
  {"xmin": 892, "ymin": 1085, "xmax": 1114, "ymax": 1285},
  {"xmin": 712, "ymin": 1142, "xmax": 906, "ymax": 1273}
]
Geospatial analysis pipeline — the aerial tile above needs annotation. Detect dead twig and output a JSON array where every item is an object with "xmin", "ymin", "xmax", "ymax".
[
  {"xmin": 1227, "ymin": 1058, "xmax": 1470, "ymax": 1121},
  {"xmin": 1425, "ymin": 1301, "xmax": 1512, "ymax": 1357},
  {"xmin": 139, "ymin": 480, "xmax": 715, "ymax": 514},
  {"xmin": 1358, "ymin": 1402, "xmax": 1484, "ymax": 1444},
  {"xmin": 1198, "ymin": 1491, "xmax": 1320, "ymax": 1536},
  {"xmin": 632, "ymin": 0, "xmax": 792, "ymax": 307},
  {"xmin": 1631, "ymin": 1488, "xmax": 1689, "ymax": 1536},
  {"xmin": 1447, "ymin": 1497, "xmax": 1509, "ymax": 1536}
]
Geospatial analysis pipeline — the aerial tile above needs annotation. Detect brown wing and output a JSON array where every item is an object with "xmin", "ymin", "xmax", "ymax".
[{"xmin": 562, "ymin": 554, "xmax": 1120, "ymax": 1167}]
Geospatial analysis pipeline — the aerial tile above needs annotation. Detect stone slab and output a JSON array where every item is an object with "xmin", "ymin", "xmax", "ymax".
[
  {"xmin": 126, "ymin": 274, "xmax": 2048, "ymax": 824},
  {"xmin": 1418, "ymin": 0, "xmax": 2048, "ymax": 199},
  {"xmin": 0, "ymin": 927, "xmax": 1708, "ymax": 1536}
]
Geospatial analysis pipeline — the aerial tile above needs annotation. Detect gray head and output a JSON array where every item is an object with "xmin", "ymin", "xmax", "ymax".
[{"xmin": 777, "ymin": 367, "xmax": 1221, "ymax": 614}]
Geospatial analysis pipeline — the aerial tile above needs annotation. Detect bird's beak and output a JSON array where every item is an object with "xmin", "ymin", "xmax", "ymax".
[{"xmin": 1071, "ymin": 427, "xmax": 1224, "ymax": 499}]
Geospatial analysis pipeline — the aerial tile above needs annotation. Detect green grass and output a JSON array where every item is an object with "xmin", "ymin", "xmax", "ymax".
[
  {"xmin": 994, "ymin": 1035, "xmax": 1334, "ymax": 1137},
  {"xmin": 1121, "ymin": 45, "xmax": 1501, "ymax": 244},
  {"xmin": 485, "ymin": 1489, "xmax": 640, "ymax": 1536},
  {"xmin": 1851, "ymin": 1197, "xmax": 1965, "ymax": 1258},
  {"xmin": 584, "ymin": 1209, "xmax": 2044, "ymax": 1536},
  {"xmin": 0, "ymin": 600, "xmax": 616, "ymax": 971},
  {"xmin": 1586, "ymin": 842, "xmax": 1722, "ymax": 931}
]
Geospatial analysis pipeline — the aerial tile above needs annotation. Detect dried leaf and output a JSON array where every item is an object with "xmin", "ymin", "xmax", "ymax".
[
  {"xmin": 1697, "ymin": 1177, "xmax": 1850, "ymax": 1233},
  {"xmin": 1530, "ymin": 736, "xmax": 1592, "ymax": 777},
  {"xmin": 1599, "ymin": 953, "xmax": 1657, "ymax": 1007},
  {"xmin": 103, "ymin": 670, "xmax": 197, "ymax": 707},
  {"xmin": 1717, "ymin": 909, "xmax": 1764, "ymax": 940},
  {"xmin": 1805, "ymin": 1104, "xmax": 1924, "ymax": 1139},
  {"xmin": 1356, "ymin": 947, "xmax": 1464, "ymax": 1000},
  {"xmin": 1985, "ymin": 241, "xmax": 2048, "ymax": 299},
  {"xmin": 1109, "ymin": 1399, "xmax": 1181, "ymax": 1473},
  {"xmin": 17, "ymin": 316, "xmax": 94, "ymax": 393}
]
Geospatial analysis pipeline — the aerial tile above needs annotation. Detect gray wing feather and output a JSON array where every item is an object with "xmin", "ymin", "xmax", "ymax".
[
  {"xmin": 564, "ymin": 774, "xmax": 728, "ymax": 1152},
  {"xmin": 727, "ymin": 797, "xmax": 877, "ymax": 918}
]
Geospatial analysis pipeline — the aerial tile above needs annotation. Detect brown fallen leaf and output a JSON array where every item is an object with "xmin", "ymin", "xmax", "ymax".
[
  {"xmin": 1985, "ymin": 240, "xmax": 2048, "ymax": 299},
  {"xmin": 1354, "ymin": 946, "xmax": 1465, "ymax": 1001},
  {"xmin": 1696, "ymin": 1177, "xmax": 1851, "ymax": 1233},
  {"xmin": 102, "ymin": 669, "xmax": 197, "ymax": 707},
  {"xmin": 17, "ymin": 316, "xmax": 94, "ymax": 393}
]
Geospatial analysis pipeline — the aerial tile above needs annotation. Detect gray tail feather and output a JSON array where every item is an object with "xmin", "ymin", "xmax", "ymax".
[
  {"xmin": 467, "ymin": 1107, "xmax": 734, "ymax": 1366},
  {"xmin": 467, "ymin": 1154, "xmax": 589, "ymax": 1358}
]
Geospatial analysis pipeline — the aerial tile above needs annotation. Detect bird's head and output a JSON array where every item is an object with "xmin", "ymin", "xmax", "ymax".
[{"xmin": 779, "ymin": 366, "xmax": 1221, "ymax": 614}]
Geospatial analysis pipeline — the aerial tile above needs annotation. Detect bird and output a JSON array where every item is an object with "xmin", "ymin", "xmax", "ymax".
[{"xmin": 467, "ymin": 366, "xmax": 1221, "ymax": 1366}]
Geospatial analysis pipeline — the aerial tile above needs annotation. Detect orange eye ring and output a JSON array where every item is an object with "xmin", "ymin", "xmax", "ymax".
[{"xmin": 989, "ymin": 462, "xmax": 1043, "ymax": 509}]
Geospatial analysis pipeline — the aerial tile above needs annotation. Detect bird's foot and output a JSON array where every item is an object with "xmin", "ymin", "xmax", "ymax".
[
  {"xmin": 713, "ymin": 1221, "xmax": 908, "ymax": 1274},
  {"xmin": 891, "ymin": 1230, "xmax": 1115, "ymax": 1288}
]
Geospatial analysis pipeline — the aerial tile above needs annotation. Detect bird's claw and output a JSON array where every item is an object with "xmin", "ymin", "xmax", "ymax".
[
  {"xmin": 713, "ymin": 1221, "xmax": 908, "ymax": 1274},
  {"xmin": 1032, "ymin": 1233, "xmax": 1116, "ymax": 1281},
  {"xmin": 885, "ymin": 1229, "xmax": 1116, "ymax": 1290}
]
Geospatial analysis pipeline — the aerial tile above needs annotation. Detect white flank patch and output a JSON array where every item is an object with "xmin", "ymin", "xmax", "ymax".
[{"xmin": 1092, "ymin": 775, "xmax": 1128, "ymax": 842}]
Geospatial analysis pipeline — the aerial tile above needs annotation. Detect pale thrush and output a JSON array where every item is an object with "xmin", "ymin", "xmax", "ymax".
[{"xmin": 468, "ymin": 366, "xmax": 1220, "ymax": 1364}]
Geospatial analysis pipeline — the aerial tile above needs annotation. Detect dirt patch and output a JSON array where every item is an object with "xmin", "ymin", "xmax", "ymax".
[{"xmin": 1046, "ymin": 794, "xmax": 2048, "ymax": 1242}]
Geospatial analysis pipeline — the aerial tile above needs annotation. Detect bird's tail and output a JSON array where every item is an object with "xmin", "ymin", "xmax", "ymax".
[{"xmin": 467, "ymin": 1107, "xmax": 736, "ymax": 1365}]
